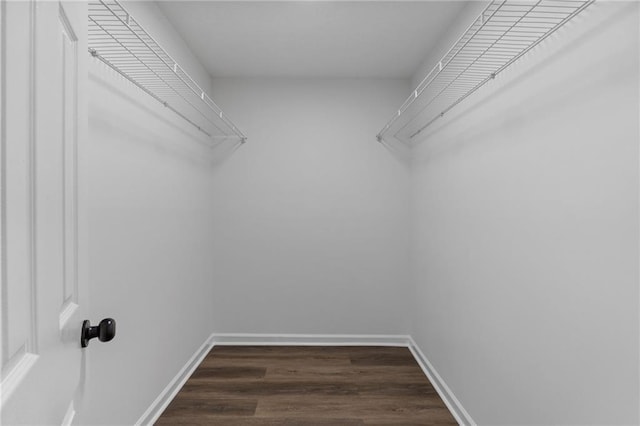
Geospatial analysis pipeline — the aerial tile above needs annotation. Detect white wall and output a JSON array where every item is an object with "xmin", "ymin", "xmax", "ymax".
[
  {"xmin": 78, "ymin": 2, "xmax": 223, "ymax": 424},
  {"xmin": 207, "ymin": 78, "xmax": 412, "ymax": 336},
  {"xmin": 409, "ymin": 2, "xmax": 639, "ymax": 424}
]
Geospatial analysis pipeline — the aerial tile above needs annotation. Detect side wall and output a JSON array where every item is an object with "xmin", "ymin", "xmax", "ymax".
[
  {"xmin": 410, "ymin": 2, "xmax": 639, "ymax": 424},
  {"xmin": 78, "ymin": 2, "xmax": 222, "ymax": 424},
  {"xmin": 208, "ymin": 78, "xmax": 412, "ymax": 336}
]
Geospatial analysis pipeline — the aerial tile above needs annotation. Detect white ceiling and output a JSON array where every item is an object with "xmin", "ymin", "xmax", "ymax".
[{"xmin": 158, "ymin": 1, "xmax": 468, "ymax": 79}]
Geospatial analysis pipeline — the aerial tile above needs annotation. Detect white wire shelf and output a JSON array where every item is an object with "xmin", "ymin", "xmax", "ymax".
[
  {"xmin": 377, "ymin": 0, "xmax": 593, "ymax": 144},
  {"xmin": 88, "ymin": 0, "xmax": 246, "ymax": 142}
]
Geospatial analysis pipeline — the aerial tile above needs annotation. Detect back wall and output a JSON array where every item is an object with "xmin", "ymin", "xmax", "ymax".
[{"xmin": 208, "ymin": 78, "xmax": 411, "ymax": 336}]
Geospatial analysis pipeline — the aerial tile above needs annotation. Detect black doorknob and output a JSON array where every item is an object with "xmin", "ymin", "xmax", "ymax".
[{"xmin": 81, "ymin": 318, "xmax": 116, "ymax": 348}]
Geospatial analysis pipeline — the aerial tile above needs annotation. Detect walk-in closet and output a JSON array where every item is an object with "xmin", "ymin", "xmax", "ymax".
[{"xmin": 1, "ymin": 0, "xmax": 638, "ymax": 424}]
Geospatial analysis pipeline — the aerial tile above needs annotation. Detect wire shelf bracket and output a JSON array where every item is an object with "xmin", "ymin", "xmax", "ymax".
[
  {"xmin": 377, "ymin": 0, "xmax": 594, "ymax": 144},
  {"xmin": 88, "ymin": 0, "xmax": 246, "ymax": 143}
]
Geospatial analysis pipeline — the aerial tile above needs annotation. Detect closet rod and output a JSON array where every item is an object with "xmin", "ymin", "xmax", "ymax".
[
  {"xmin": 377, "ymin": 0, "xmax": 594, "ymax": 144},
  {"xmin": 88, "ymin": 0, "xmax": 246, "ymax": 143},
  {"xmin": 89, "ymin": 49, "xmax": 214, "ymax": 138}
]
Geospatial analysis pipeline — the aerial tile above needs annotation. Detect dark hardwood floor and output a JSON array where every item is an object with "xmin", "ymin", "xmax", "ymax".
[{"xmin": 156, "ymin": 346, "xmax": 457, "ymax": 425}]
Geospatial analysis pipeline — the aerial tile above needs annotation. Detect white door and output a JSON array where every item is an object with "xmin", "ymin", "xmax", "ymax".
[{"xmin": 1, "ymin": 1, "xmax": 92, "ymax": 424}]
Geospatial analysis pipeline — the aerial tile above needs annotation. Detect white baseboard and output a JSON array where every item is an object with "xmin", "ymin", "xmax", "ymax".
[
  {"xmin": 136, "ymin": 333, "xmax": 473, "ymax": 426},
  {"xmin": 408, "ymin": 336, "xmax": 476, "ymax": 426},
  {"xmin": 210, "ymin": 333, "xmax": 412, "ymax": 347},
  {"xmin": 135, "ymin": 335, "xmax": 213, "ymax": 426}
]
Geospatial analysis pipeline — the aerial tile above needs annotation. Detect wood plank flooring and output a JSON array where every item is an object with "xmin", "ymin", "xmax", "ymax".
[{"xmin": 156, "ymin": 346, "xmax": 457, "ymax": 425}]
